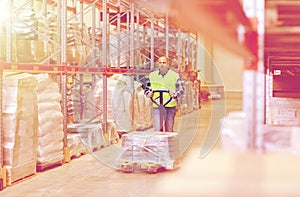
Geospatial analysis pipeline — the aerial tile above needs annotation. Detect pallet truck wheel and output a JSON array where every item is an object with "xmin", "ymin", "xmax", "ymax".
[
  {"xmin": 120, "ymin": 162, "xmax": 134, "ymax": 173},
  {"xmin": 144, "ymin": 163, "xmax": 159, "ymax": 174}
]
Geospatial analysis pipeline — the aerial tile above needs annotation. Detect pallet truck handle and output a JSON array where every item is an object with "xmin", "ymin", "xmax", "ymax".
[{"xmin": 150, "ymin": 89, "xmax": 173, "ymax": 107}]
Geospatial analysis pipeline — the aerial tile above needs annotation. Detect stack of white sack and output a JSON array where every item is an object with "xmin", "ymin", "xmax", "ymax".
[
  {"xmin": 94, "ymin": 75, "xmax": 132, "ymax": 134},
  {"xmin": 94, "ymin": 75, "xmax": 119, "ymax": 122},
  {"xmin": 112, "ymin": 75, "xmax": 132, "ymax": 132},
  {"xmin": 95, "ymin": 75, "xmax": 153, "ymax": 133},
  {"xmin": 94, "ymin": 75, "xmax": 120, "ymax": 144},
  {"xmin": 129, "ymin": 84, "xmax": 153, "ymax": 130},
  {"xmin": 2, "ymin": 73, "xmax": 38, "ymax": 184},
  {"xmin": 34, "ymin": 74, "xmax": 64, "ymax": 167}
]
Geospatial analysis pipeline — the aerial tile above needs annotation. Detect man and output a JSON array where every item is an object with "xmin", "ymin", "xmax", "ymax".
[{"xmin": 144, "ymin": 56, "xmax": 185, "ymax": 132}]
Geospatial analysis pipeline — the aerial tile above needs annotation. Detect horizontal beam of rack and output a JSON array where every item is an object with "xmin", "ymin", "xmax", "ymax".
[
  {"xmin": 1, "ymin": 62, "xmax": 151, "ymax": 75},
  {"xmin": 79, "ymin": 0, "xmax": 120, "ymax": 11}
]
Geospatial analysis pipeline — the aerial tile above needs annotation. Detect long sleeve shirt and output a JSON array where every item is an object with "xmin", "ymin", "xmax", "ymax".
[{"xmin": 144, "ymin": 69, "xmax": 185, "ymax": 98}]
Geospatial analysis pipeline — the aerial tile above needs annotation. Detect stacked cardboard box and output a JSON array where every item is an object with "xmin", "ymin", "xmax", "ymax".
[{"xmin": 118, "ymin": 131, "xmax": 179, "ymax": 170}]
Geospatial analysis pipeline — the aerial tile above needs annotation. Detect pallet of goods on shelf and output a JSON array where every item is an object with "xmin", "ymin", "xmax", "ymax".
[
  {"xmin": 179, "ymin": 80, "xmax": 198, "ymax": 115},
  {"xmin": 2, "ymin": 73, "xmax": 38, "ymax": 185},
  {"xmin": 34, "ymin": 74, "xmax": 65, "ymax": 171},
  {"xmin": 263, "ymin": 125, "xmax": 300, "ymax": 154},
  {"xmin": 94, "ymin": 74, "xmax": 153, "ymax": 135},
  {"xmin": 268, "ymin": 97, "xmax": 300, "ymax": 126}
]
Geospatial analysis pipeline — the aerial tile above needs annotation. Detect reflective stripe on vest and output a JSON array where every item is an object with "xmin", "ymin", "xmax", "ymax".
[{"xmin": 149, "ymin": 69, "xmax": 179, "ymax": 107}]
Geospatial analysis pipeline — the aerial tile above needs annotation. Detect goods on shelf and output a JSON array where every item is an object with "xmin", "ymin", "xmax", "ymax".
[
  {"xmin": 67, "ymin": 22, "xmax": 90, "ymax": 65},
  {"xmin": 263, "ymin": 125, "xmax": 300, "ymax": 154},
  {"xmin": 94, "ymin": 74, "xmax": 153, "ymax": 133},
  {"xmin": 268, "ymin": 97, "xmax": 300, "ymax": 126},
  {"xmin": 2, "ymin": 73, "xmax": 38, "ymax": 185},
  {"xmin": 111, "ymin": 75, "xmax": 132, "ymax": 132},
  {"xmin": 67, "ymin": 120, "xmax": 118, "ymax": 152},
  {"xmin": 179, "ymin": 81, "xmax": 198, "ymax": 114},
  {"xmin": 220, "ymin": 111, "xmax": 248, "ymax": 152},
  {"xmin": 67, "ymin": 132, "xmax": 88, "ymax": 158},
  {"xmin": 34, "ymin": 74, "xmax": 64, "ymax": 168},
  {"xmin": 129, "ymin": 85, "xmax": 153, "ymax": 131},
  {"xmin": 69, "ymin": 122, "xmax": 105, "ymax": 152},
  {"xmin": 94, "ymin": 76, "xmax": 119, "ymax": 122}
]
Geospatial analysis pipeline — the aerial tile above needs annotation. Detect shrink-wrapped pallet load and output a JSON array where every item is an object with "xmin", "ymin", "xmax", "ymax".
[
  {"xmin": 67, "ymin": 132, "xmax": 88, "ymax": 158},
  {"xmin": 179, "ymin": 81, "xmax": 195, "ymax": 115},
  {"xmin": 94, "ymin": 76, "xmax": 120, "ymax": 145},
  {"xmin": 112, "ymin": 75, "xmax": 132, "ymax": 132},
  {"xmin": 129, "ymin": 84, "xmax": 153, "ymax": 131},
  {"xmin": 34, "ymin": 74, "xmax": 64, "ymax": 170},
  {"xmin": 95, "ymin": 75, "xmax": 153, "ymax": 135},
  {"xmin": 117, "ymin": 131, "xmax": 179, "ymax": 170},
  {"xmin": 2, "ymin": 73, "xmax": 38, "ymax": 185},
  {"xmin": 94, "ymin": 76, "xmax": 119, "ymax": 122}
]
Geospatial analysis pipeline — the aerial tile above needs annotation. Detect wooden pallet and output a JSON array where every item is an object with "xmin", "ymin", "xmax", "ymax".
[
  {"xmin": 5, "ymin": 162, "xmax": 37, "ymax": 186},
  {"xmin": 118, "ymin": 161, "xmax": 170, "ymax": 174},
  {"xmin": 36, "ymin": 160, "xmax": 64, "ymax": 172},
  {"xmin": 7, "ymin": 172, "xmax": 36, "ymax": 186}
]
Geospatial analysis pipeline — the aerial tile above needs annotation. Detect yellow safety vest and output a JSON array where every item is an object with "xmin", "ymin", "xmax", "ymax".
[{"xmin": 149, "ymin": 69, "xmax": 179, "ymax": 107}]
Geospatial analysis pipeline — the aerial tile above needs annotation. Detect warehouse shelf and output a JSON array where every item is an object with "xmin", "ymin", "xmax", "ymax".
[
  {"xmin": 0, "ymin": 0, "xmax": 201, "ymax": 188},
  {"xmin": 0, "ymin": 61, "xmax": 152, "ymax": 75},
  {"xmin": 0, "ymin": 0, "xmax": 259, "ymax": 190}
]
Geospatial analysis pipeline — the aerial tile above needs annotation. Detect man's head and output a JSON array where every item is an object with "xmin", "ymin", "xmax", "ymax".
[{"xmin": 157, "ymin": 56, "xmax": 169, "ymax": 74}]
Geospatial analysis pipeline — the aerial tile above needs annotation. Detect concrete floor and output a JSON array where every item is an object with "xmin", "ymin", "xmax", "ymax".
[
  {"xmin": 0, "ymin": 96, "xmax": 236, "ymax": 196},
  {"xmin": 3, "ymin": 95, "xmax": 300, "ymax": 197}
]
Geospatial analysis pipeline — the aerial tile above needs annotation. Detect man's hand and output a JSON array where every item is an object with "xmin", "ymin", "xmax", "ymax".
[
  {"xmin": 147, "ymin": 91, "xmax": 153, "ymax": 98},
  {"xmin": 169, "ymin": 91, "xmax": 176, "ymax": 98}
]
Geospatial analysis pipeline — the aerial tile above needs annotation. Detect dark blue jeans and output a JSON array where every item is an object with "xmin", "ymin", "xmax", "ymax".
[{"xmin": 152, "ymin": 107, "xmax": 176, "ymax": 132}]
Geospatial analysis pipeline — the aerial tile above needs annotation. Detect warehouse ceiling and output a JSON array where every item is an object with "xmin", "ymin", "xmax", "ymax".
[
  {"xmin": 265, "ymin": 0, "xmax": 300, "ymax": 75},
  {"xmin": 131, "ymin": 0, "xmax": 256, "ymax": 60},
  {"xmin": 134, "ymin": 0, "xmax": 300, "ymax": 75}
]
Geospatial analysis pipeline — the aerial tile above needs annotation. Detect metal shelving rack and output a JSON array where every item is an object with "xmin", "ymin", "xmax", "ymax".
[{"xmin": 0, "ymin": 0, "xmax": 200, "ymax": 189}]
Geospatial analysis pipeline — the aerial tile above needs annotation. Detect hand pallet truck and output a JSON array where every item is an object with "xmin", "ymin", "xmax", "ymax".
[{"xmin": 117, "ymin": 89, "xmax": 180, "ymax": 173}]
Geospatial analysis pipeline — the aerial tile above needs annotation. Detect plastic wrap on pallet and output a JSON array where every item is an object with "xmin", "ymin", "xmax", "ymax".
[
  {"xmin": 76, "ymin": 123, "xmax": 106, "ymax": 151},
  {"xmin": 129, "ymin": 85, "xmax": 153, "ymax": 131},
  {"xmin": 2, "ymin": 73, "xmax": 38, "ymax": 184},
  {"xmin": 67, "ymin": 133, "xmax": 88, "ymax": 157},
  {"xmin": 220, "ymin": 111, "xmax": 248, "ymax": 152},
  {"xmin": 95, "ymin": 76, "xmax": 119, "ymax": 122},
  {"xmin": 37, "ymin": 131, "xmax": 64, "ymax": 146},
  {"xmin": 179, "ymin": 81, "xmax": 197, "ymax": 114},
  {"xmin": 263, "ymin": 125, "xmax": 300, "ymax": 154},
  {"xmin": 95, "ymin": 74, "xmax": 152, "ymax": 132},
  {"xmin": 112, "ymin": 76, "xmax": 132, "ymax": 132},
  {"xmin": 37, "ymin": 142, "xmax": 64, "ymax": 157},
  {"xmin": 117, "ymin": 131, "xmax": 179, "ymax": 170},
  {"xmin": 36, "ymin": 151, "xmax": 64, "ymax": 165}
]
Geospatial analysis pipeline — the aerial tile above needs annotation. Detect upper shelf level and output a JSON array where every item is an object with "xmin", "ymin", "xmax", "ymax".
[{"xmin": 131, "ymin": 0, "xmax": 258, "ymax": 60}]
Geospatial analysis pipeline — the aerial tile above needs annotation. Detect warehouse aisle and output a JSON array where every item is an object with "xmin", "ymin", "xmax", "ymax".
[{"xmin": 0, "ymin": 97, "xmax": 240, "ymax": 197}]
